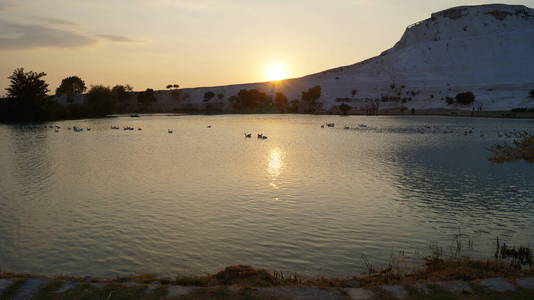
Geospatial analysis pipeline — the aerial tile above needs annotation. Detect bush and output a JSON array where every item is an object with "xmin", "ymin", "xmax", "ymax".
[
  {"xmin": 274, "ymin": 92, "xmax": 288, "ymax": 113},
  {"xmin": 339, "ymin": 103, "xmax": 351, "ymax": 115},
  {"xmin": 112, "ymin": 84, "xmax": 133, "ymax": 102},
  {"xmin": 231, "ymin": 89, "xmax": 272, "ymax": 113},
  {"xmin": 85, "ymin": 85, "xmax": 117, "ymax": 116},
  {"xmin": 529, "ymin": 89, "xmax": 534, "ymax": 98},
  {"xmin": 455, "ymin": 92, "xmax": 475, "ymax": 105},
  {"xmin": 204, "ymin": 91, "xmax": 215, "ymax": 102},
  {"xmin": 446, "ymin": 97, "xmax": 455, "ymax": 105},
  {"xmin": 138, "ymin": 88, "xmax": 157, "ymax": 105}
]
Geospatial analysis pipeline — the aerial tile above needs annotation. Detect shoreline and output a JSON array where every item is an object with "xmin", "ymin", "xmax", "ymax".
[
  {"xmin": 2, "ymin": 110, "xmax": 534, "ymax": 125},
  {"xmin": 1, "ymin": 258, "xmax": 533, "ymax": 299}
]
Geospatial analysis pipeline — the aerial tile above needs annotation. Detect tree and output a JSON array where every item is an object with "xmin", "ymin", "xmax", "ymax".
[
  {"xmin": 301, "ymin": 85, "xmax": 322, "ymax": 113},
  {"xmin": 56, "ymin": 76, "xmax": 86, "ymax": 98},
  {"xmin": 85, "ymin": 85, "xmax": 117, "ymax": 116},
  {"xmin": 529, "ymin": 89, "xmax": 534, "ymax": 98},
  {"xmin": 138, "ymin": 88, "xmax": 157, "ymax": 105},
  {"xmin": 217, "ymin": 93, "xmax": 224, "ymax": 101},
  {"xmin": 339, "ymin": 103, "xmax": 351, "ymax": 115},
  {"xmin": 112, "ymin": 84, "xmax": 133, "ymax": 102},
  {"xmin": 4, "ymin": 67, "xmax": 50, "ymax": 121},
  {"xmin": 455, "ymin": 92, "xmax": 475, "ymax": 105},
  {"xmin": 231, "ymin": 89, "xmax": 272, "ymax": 112},
  {"xmin": 351, "ymin": 89, "xmax": 357, "ymax": 97},
  {"xmin": 274, "ymin": 92, "xmax": 288, "ymax": 113},
  {"xmin": 204, "ymin": 91, "xmax": 215, "ymax": 102}
]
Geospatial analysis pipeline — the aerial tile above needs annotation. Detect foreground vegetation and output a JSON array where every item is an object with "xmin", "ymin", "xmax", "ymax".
[{"xmin": 490, "ymin": 133, "xmax": 534, "ymax": 163}]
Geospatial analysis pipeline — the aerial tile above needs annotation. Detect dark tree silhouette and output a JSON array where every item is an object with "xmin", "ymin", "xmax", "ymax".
[
  {"xmin": 217, "ymin": 93, "xmax": 224, "ymax": 100},
  {"xmin": 455, "ymin": 92, "xmax": 475, "ymax": 105},
  {"xmin": 56, "ymin": 76, "xmax": 87, "ymax": 99},
  {"xmin": 274, "ymin": 92, "xmax": 288, "ymax": 113},
  {"xmin": 301, "ymin": 85, "xmax": 322, "ymax": 113},
  {"xmin": 339, "ymin": 103, "xmax": 351, "ymax": 115},
  {"xmin": 138, "ymin": 88, "xmax": 157, "ymax": 105},
  {"xmin": 3, "ymin": 68, "xmax": 50, "ymax": 121},
  {"xmin": 529, "ymin": 89, "xmax": 534, "ymax": 98},
  {"xmin": 112, "ymin": 84, "xmax": 133, "ymax": 102},
  {"xmin": 85, "ymin": 85, "xmax": 117, "ymax": 116},
  {"xmin": 231, "ymin": 89, "xmax": 272, "ymax": 112},
  {"xmin": 204, "ymin": 91, "xmax": 215, "ymax": 102}
]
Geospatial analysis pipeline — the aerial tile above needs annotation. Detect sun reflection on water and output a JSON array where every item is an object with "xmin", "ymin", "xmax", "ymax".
[{"xmin": 267, "ymin": 148, "xmax": 283, "ymax": 188}]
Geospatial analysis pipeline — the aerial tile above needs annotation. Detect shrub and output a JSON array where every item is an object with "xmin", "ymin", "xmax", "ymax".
[
  {"xmin": 204, "ymin": 91, "xmax": 215, "ymax": 102},
  {"xmin": 274, "ymin": 92, "xmax": 288, "ymax": 113},
  {"xmin": 85, "ymin": 85, "xmax": 117, "ymax": 116},
  {"xmin": 111, "ymin": 84, "xmax": 133, "ymax": 102},
  {"xmin": 455, "ymin": 92, "xmax": 475, "ymax": 105},
  {"xmin": 446, "ymin": 97, "xmax": 454, "ymax": 105},
  {"xmin": 138, "ymin": 88, "xmax": 157, "ymax": 105},
  {"xmin": 231, "ymin": 89, "xmax": 272, "ymax": 113},
  {"xmin": 339, "ymin": 103, "xmax": 351, "ymax": 115}
]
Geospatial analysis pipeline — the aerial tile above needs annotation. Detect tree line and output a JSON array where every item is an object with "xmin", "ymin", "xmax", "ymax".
[{"xmin": 0, "ymin": 67, "xmax": 325, "ymax": 123}]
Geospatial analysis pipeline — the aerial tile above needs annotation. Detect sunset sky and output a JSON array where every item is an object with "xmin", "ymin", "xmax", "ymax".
[{"xmin": 1, "ymin": 0, "xmax": 533, "ymax": 94}]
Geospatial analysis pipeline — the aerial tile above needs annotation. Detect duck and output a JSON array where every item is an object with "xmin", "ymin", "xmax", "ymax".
[
  {"xmin": 244, "ymin": 133, "xmax": 252, "ymax": 138},
  {"xmin": 168, "ymin": 129, "xmax": 173, "ymax": 134}
]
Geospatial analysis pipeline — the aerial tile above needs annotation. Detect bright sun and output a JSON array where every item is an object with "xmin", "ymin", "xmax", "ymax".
[{"xmin": 265, "ymin": 62, "xmax": 289, "ymax": 81}]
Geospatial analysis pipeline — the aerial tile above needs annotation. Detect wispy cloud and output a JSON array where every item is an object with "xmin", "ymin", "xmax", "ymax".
[
  {"xmin": 32, "ymin": 16, "xmax": 78, "ymax": 26},
  {"xmin": 0, "ymin": 20, "xmax": 96, "ymax": 50},
  {"xmin": 97, "ymin": 34, "xmax": 139, "ymax": 43}
]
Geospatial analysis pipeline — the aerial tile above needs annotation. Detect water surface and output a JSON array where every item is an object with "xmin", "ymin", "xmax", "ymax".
[{"xmin": 1, "ymin": 115, "xmax": 533, "ymax": 277}]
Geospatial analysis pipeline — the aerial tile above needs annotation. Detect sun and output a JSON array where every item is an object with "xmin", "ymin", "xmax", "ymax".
[{"xmin": 264, "ymin": 62, "xmax": 289, "ymax": 81}]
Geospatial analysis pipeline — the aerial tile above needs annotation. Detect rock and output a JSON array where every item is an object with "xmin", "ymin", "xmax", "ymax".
[
  {"xmin": 56, "ymin": 281, "xmax": 79, "ymax": 293},
  {"xmin": 478, "ymin": 278, "xmax": 516, "ymax": 292},
  {"xmin": 0, "ymin": 279, "xmax": 14, "ymax": 296},
  {"xmin": 436, "ymin": 280, "xmax": 473, "ymax": 294},
  {"xmin": 166, "ymin": 285, "xmax": 197, "ymax": 298},
  {"xmin": 516, "ymin": 277, "xmax": 534, "ymax": 290},
  {"xmin": 410, "ymin": 282, "xmax": 430, "ymax": 294},
  {"xmin": 256, "ymin": 287, "xmax": 345, "ymax": 300},
  {"xmin": 13, "ymin": 278, "xmax": 51, "ymax": 300},
  {"xmin": 344, "ymin": 288, "xmax": 374, "ymax": 300},
  {"xmin": 381, "ymin": 285, "xmax": 408, "ymax": 298}
]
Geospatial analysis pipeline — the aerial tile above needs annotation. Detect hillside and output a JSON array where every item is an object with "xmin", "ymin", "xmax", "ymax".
[{"xmin": 60, "ymin": 4, "xmax": 534, "ymax": 114}]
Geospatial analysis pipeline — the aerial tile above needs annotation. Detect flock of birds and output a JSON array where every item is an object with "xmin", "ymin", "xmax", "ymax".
[
  {"xmin": 25, "ymin": 122, "xmax": 533, "ymax": 141},
  {"xmin": 320, "ymin": 122, "xmax": 533, "ymax": 139}
]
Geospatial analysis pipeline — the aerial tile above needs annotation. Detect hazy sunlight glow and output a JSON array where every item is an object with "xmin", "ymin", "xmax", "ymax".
[{"xmin": 265, "ymin": 62, "xmax": 289, "ymax": 81}]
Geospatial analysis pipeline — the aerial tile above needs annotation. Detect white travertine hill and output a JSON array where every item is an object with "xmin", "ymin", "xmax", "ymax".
[{"xmin": 61, "ymin": 4, "xmax": 534, "ymax": 112}]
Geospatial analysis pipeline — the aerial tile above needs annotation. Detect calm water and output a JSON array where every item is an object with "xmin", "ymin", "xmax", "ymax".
[{"xmin": 1, "ymin": 114, "xmax": 533, "ymax": 278}]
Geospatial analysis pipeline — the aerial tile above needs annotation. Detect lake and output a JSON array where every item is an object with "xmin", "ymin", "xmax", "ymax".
[{"xmin": 1, "ymin": 114, "xmax": 533, "ymax": 278}]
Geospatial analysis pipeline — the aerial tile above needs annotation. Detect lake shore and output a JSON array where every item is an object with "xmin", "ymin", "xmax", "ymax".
[{"xmin": 1, "ymin": 257, "xmax": 533, "ymax": 299}]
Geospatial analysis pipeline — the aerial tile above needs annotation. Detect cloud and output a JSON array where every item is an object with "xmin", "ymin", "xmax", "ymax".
[
  {"xmin": 0, "ymin": 20, "xmax": 96, "ymax": 50},
  {"xmin": 97, "ymin": 34, "xmax": 139, "ymax": 43},
  {"xmin": 0, "ymin": 1, "xmax": 15, "ymax": 11},
  {"xmin": 32, "ymin": 16, "xmax": 78, "ymax": 26}
]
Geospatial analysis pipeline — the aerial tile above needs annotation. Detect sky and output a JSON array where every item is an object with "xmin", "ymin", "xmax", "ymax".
[{"xmin": 1, "ymin": 0, "xmax": 533, "ymax": 94}]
